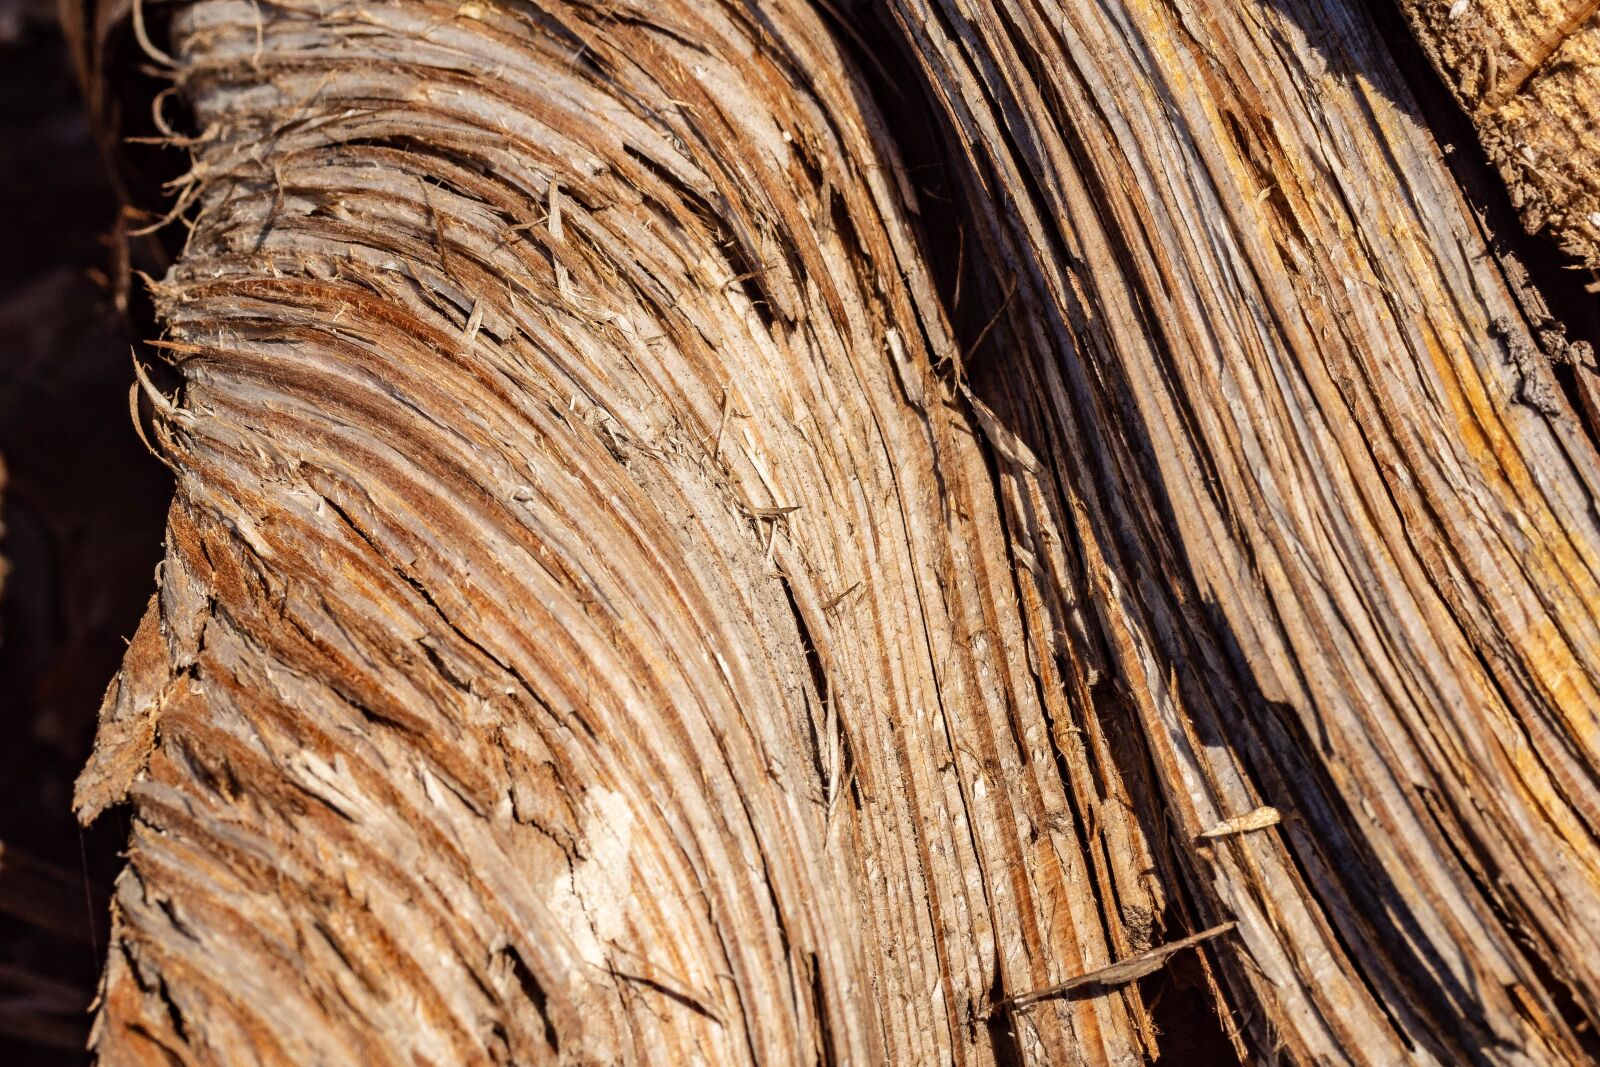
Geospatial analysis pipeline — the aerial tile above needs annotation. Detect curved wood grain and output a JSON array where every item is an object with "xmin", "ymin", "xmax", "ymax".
[
  {"xmin": 72, "ymin": 0, "xmax": 1165, "ymax": 1061},
  {"xmin": 64, "ymin": 0, "xmax": 1600, "ymax": 1061}
]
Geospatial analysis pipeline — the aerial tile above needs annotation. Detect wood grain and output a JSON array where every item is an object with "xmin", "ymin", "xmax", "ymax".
[
  {"xmin": 70, "ymin": 0, "xmax": 1168, "ymax": 1061},
  {"xmin": 886, "ymin": 0, "xmax": 1600, "ymax": 1058},
  {"xmin": 59, "ymin": 0, "xmax": 1600, "ymax": 1060}
]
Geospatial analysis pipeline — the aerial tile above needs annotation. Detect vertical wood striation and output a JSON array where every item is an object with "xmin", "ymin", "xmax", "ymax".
[{"xmin": 884, "ymin": 0, "xmax": 1600, "ymax": 1059}]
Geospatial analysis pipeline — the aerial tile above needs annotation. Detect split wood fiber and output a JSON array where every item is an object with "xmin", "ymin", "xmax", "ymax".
[
  {"xmin": 71, "ymin": 0, "xmax": 1166, "ymax": 1061},
  {"xmin": 63, "ymin": 0, "xmax": 1600, "ymax": 1061},
  {"xmin": 885, "ymin": 0, "xmax": 1600, "ymax": 1059}
]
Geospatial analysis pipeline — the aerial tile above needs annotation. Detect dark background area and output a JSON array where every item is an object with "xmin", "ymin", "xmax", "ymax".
[{"xmin": 0, "ymin": 0, "xmax": 171, "ymax": 1059}]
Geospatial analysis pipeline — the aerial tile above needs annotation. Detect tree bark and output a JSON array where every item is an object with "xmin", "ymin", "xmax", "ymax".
[
  {"xmin": 1397, "ymin": 0, "xmax": 1600, "ymax": 266},
  {"xmin": 64, "ymin": 0, "xmax": 1600, "ymax": 1062}
]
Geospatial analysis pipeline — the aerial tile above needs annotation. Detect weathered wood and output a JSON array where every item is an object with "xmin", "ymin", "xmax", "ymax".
[
  {"xmin": 70, "ymin": 0, "xmax": 1168, "ymax": 1062},
  {"xmin": 885, "ymin": 0, "xmax": 1600, "ymax": 1059},
  {"xmin": 995, "ymin": 924, "xmax": 1238, "ymax": 1011},
  {"xmin": 60, "ymin": 0, "xmax": 1600, "ymax": 1061},
  {"xmin": 1400, "ymin": 0, "xmax": 1600, "ymax": 265}
]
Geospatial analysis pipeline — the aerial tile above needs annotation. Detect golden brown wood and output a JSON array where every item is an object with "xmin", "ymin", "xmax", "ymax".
[
  {"xmin": 70, "ymin": 0, "xmax": 1166, "ymax": 1061},
  {"xmin": 59, "ymin": 0, "xmax": 1600, "ymax": 1060},
  {"xmin": 887, "ymin": 0, "xmax": 1600, "ymax": 1056}
]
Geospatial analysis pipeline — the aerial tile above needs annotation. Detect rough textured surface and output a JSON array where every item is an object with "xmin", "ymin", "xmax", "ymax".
[
  {"xmin": 60, "ymin": 0, "xmax": 1600, "ymax": 1062},
  {"xmin": 885, "ymin": 0, "xmax": 1600, "ymax": 1058},
  {"xmin": 1399, "ymin": 0, "xmax": 1600, "ymax": 265},
  {"xmin": 70, "ymin": 0, "xmax": 1170, "ymax": 1062}
]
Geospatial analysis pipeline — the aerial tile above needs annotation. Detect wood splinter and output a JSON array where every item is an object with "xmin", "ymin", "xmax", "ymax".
[
  {"xmin": 991, "ymin": 922, "xmax": 1239, "ymax": 1013},
  {"xmin": 1198, "ymin": 805, "xmax": 1282, "ymax": 841}
]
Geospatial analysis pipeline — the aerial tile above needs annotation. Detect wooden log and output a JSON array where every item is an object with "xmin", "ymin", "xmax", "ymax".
[
  {"xmin": 67, "ymin": 0, "xmax": 1167, "ymax": 1061},
  {"xmin": 885, "ymin": 0, "xmax": 1600, "ymax": 1058},
  {"xmin": 58, "ymin": 0, "xmax": 1600, "ymax": 1060}
]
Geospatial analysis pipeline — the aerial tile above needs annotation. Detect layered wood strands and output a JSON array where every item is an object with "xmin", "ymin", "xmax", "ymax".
[{"xmin": 62, "ymin": 0, "xmax": 1600, "ymax": 1061}]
